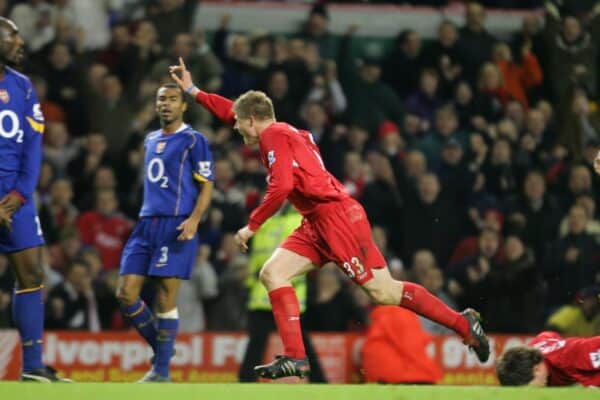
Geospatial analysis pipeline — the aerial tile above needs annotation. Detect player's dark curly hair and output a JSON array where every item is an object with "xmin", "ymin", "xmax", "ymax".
[
  {"xmin": 159, "ymin": 83, "xmax": 187, "ymax": 103},
  {"xmin": 496, "ymin": 347, "xmax": 544, "ymax": 386}
]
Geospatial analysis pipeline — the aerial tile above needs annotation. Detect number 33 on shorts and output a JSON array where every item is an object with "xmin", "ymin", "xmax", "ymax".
[{"xmin": 342, "ymin": 257, "xmax": 365, "ymax": 279}]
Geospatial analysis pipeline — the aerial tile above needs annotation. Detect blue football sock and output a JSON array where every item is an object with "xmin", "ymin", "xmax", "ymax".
[
  {"xmin": 154, "ymin": 318, "xmax": 179, "ymax": 377},
  {"xmin": 12, "ymin": 287, "xmax": 45, "ymax": 372},
  {"xmin": 120, "ymin": 299, "xmax": 157, "ymax": 352}
]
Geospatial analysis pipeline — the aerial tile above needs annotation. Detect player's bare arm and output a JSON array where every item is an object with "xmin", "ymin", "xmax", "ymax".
[
  {"xmin": 177, "ymin": 180, "xmax": 214, "ymax": 241},
  {"xmin": 594, "ymin": 150, "xmax": 600, "ymax": 175}
]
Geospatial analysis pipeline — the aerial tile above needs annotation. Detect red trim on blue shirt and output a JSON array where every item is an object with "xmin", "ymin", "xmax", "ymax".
[{"xmin": 9, "ymin": 190, "xmax": 26, "ymax": 204}]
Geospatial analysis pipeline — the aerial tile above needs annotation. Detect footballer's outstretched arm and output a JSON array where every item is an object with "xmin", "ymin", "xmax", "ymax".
[
  {"xmin": 177, "ymin": 132, "xmax": 216, "ymax": 240},
  {"xmin": 169, "ymin": 57, "xmax": 236, "ymax": 125},
  {"xmin": 177, "ymin": 180, "xmax": 214, "ymax": 241}
]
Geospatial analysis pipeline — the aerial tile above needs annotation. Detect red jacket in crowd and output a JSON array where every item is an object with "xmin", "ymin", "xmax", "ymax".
[{"xmin": 76, "ymin": 212, "xmax": 132, "ymax": 269}]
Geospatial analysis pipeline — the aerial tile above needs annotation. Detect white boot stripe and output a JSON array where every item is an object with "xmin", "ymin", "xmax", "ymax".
[{"xmin": 21, "ymin": 373, "xmax": 52, "ymax": 383}]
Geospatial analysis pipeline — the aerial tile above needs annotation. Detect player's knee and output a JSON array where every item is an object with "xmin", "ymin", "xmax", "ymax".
[
  {"xmin": 368, "ymin": 283, "xmax": 401, "ymax": 305},
  {"xmin": 258, "ymin": 265, "xmax": 273, "ymax": 288},
  {"xmin": 155, "ymin": 290, "xmax": 177, "ymax": 312},
  {"xmin": 15, "ymin": 264, "xmax": 44, "ymax": 288},
  {"xmin": 259, "ymin": 263, "xmax": 285, "ymax": 290},
  {"xmin": 156, "ymin": 299, "xmax": 177, "ymax": 314},
  {"xmin": 369, "ymin": 289, "xmax": 394, "ymax": 305},
  {"xmin": 115, "ymin": 284, "xmax": 137, "ymax": 306}
]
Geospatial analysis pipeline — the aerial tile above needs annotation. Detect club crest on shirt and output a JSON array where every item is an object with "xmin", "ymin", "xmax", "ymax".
[
  {"xmin": 590, "ymin": 350, "xmax": 600, "ymax": 368},
  {"xmin": 0, "ymin": 89, "xmax": 9, "ymax": 104},
  {"xmin": 156, "ymin": 141, "xmax": 167, "ymax": 154},
  {"xmin": 267, "ymin": 150, "xmax": 276, "ymax": 167},
  {"xmin": 533, "ymin": 339, "xmax": 566, "ymax": 354}
]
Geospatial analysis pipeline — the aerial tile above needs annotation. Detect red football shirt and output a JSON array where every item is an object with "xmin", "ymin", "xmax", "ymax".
[
  {"xmin": 530, "ymin": 331, "xmax": 600, "ymax": 387},
  {"xmin": 76, "ymin": 211, "xmax": 132, "ymax": 269},
  {"xmin": 195, "ymin": 91, "xmax": 349, "ymax": 231}
]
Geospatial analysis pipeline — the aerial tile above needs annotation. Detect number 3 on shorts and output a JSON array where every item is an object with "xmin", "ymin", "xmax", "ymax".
[
  {"xmin": 159, "ymin": 246, "xmax": 169, "ymax": 263},
  {"xmin": 342, "ymin": 256, "xmax": 365, "ymax": 279}
]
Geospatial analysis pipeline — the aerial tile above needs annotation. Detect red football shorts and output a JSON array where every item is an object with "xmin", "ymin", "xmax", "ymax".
[{"xmin": 281, "ymin": 197, "xmax": 386, "ymax": 285}]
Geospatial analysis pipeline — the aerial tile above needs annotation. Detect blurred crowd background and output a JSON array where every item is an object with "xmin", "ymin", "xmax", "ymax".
[{"xmin": 0, "ymin": 0, "xmax": 599, "ymax": 339}]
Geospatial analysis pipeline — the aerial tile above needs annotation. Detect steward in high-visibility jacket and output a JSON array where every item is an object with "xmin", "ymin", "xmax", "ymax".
[{"xmin": 246, "ymin": 203, "xmax": 306, "ymax": 312}]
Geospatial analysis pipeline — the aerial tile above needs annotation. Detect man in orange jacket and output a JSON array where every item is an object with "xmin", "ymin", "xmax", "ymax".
[{"xmin": 362, "ymin": 306, "xmax": 443, "ymax": 383}]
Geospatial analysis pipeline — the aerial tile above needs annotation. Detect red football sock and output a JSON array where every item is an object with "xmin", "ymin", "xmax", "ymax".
[
  {"xmin": 399, "ymin": 282, "xmax": 469, "ymax": 338},
  {"xmin": 269, "ymin": 286, "xmax": 306, "ymax": 359}
]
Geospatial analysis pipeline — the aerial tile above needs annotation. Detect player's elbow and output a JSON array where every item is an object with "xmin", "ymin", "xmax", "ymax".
[
  {"xmin": 369, "ymin": 288, "xmax": 399, "ymax": 305},
  {"xmin": 115, "ymin": 283, "xmax": 138, "ymax": 306},
  {"xmin": 266, "ymin": 183, "xmax": 293, "ymax": 206},
  {"xmin": 367, "ymin": 280, "xmax": 403, "ymax": 305}
]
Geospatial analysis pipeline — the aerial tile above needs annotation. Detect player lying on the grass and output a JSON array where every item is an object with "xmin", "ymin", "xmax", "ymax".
[
  {"xmin": 497, "ymin": 143, "xmax": 600, "ymax": 388},
  {"xmin": 0, "ymin": 16, "xmax": 70, "ymax": 382},
  {"xmin": 497, "ymin": 331, "xmax": 600, "ymax": 386},
  {"xmin": 170, "ymin": 57, "xmax": 490, "ymax": 380},
  {"xmin": 116, "ymin": 83, "xmax": 214, "ymax": 382}
]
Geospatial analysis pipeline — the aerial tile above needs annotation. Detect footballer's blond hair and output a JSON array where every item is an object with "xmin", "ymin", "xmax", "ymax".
[{"xmin": 233, "ymin": 90, "xmax": 275, "ymax": 121}]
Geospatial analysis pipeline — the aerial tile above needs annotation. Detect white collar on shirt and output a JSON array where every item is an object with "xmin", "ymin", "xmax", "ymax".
[{"xmin": 163, "ymin": 123, "xmax": 188, "ymax": 135}]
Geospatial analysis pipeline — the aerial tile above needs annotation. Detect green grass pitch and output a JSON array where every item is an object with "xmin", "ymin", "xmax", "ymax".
[{"xmin": 0, "ymin": 383, "xmax": 594, "ymax": 400}]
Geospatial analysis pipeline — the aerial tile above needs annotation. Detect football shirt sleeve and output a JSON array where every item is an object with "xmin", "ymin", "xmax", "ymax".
[
  {"xmin": 190, "ymin": 135, "xmax": 214, "ymax": 183},
  {"xmin": 13, "ymin": 80, "xmax": 44, "ymax": 201},
  {"xmin": 562, "ymin": 337, "xmax": 600, "ymax": 386},
  {"xmin": 195, "ymin": 90, "xmax": 236, "ymax": 126},
  {"xmin": 248, "ymin": 131, "xmax": 294, "ymax": 232}
]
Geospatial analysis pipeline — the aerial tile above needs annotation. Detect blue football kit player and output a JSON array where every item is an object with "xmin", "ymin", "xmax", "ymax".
[
  {"xmin": 116, "ymin": 83, "xmax": 214, "ymax": 382},
  {"xmin": 0, "ymin": 17, "xmax": 69, "ymax": 382}
]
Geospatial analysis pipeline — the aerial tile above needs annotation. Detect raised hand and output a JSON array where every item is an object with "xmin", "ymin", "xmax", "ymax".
[{"xmin": 169, "ymin": 57, "xmax": 196, "ymax": 95}]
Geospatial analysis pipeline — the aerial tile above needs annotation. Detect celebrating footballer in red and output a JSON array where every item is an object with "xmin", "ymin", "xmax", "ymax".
[{"xmin": 170, "ymin": 57, "xmax": 490, "ymax": 380}]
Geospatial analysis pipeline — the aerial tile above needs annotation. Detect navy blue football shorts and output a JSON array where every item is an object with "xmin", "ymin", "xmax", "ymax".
[{"xmin": 119, "ymin": 216, "xmax": 198, "ymax": 280}]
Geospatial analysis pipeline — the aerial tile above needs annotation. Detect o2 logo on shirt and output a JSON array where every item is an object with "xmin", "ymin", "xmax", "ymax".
[
  {"xmin": 147, "ymin": 157, "xmax": 169, "ymax": 188},
  {"xmin": 0, "ymin": 110, "xmax": 24, "ymax": 143},
  {"xmin": 267, "ymin": 150, "xmax": 276, "ymax": 167}
]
